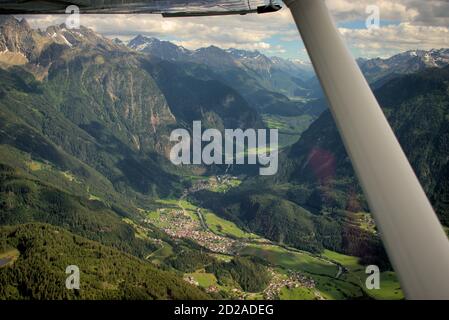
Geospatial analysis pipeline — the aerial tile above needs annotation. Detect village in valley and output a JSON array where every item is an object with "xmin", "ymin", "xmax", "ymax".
[
  {"xmin": 133, "ymin": 175, "xmax": 401, "ymax": 300},
  {"xmin": 132, "ymin": 175, "xmax": 336, "ymax": 300},
  {"xmin": 144, "ymin": 206, "xmax": 239, "ymax": 254}
]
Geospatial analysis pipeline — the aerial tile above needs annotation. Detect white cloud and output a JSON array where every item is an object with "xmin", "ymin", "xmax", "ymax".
[
  {"xmin": 24, "ymin": 8, "xmax": 293, "ymax": 42},
  {"xmin": 340, "ymin": 22, "xmax": 449, "ymax": 57},
  {"xmin": 326, "ymin": 0, "xmax": 449, "ymax": 25},
  {"xmin": 326, "ymin": 0, "xmax": 419, "ymax": 22},
  {"xmin": 19, "ymin": 1, "xmax": 449, "ymax": 59}
]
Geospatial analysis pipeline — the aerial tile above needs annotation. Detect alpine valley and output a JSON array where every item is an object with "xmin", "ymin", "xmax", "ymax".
[{"xmin": 1, "ymin": 16, "xmax": 448, "ymax": 300}]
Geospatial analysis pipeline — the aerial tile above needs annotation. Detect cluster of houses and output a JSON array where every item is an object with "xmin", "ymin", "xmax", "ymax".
[
  {"xmin": 148, "ymin": 207, "xmax": 236, "ymax": 254},
  {"xmin": 183, "ymin": 276, "xmax": 199, "ymax": 287},
  {"xmin": 263, "ymin": 269, "xmax": 318, "ymax": 300}
]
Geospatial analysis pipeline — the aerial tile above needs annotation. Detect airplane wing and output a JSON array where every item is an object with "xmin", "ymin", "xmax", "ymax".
[{"xmin": 0, "ymin": 0, "xmax": 281, "ymax": 15}]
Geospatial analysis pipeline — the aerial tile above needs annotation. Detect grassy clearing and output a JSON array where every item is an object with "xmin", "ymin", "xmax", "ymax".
[
  {"xmin": 122, "ymin": 218, "xmax": 152, "ymax": 241},
  {"xmin": 154, "ymin": 198, "xmax": 180, "ymax": 207},
  {"xmin": 244, "ymin": 293, "xmax": 265, "ymax": 300},
  {"xmin": 178, "ymin": 200, "xmax": 200, "ymax": 222},
  {"xmin": 261, "ymin": 114, "xmax": 315, "ymax": 148},
  {"xmin": 185, "ymin": 271, "xmax": 218, "ymax": 288},
  {"xmin": 351, "ymin": 212, "xmax": 377, "ymax": 234},
  {"xmin": 263, "ymin": 117, "xmax": 289, "ymax": 130},
  {"xmin": 343, "ymin": 269, "xmax": 404, "ymax": 300},
  {"xmin": 321, "ymin": 250, "xmax": 359, "ymax": 269},
  {"xmin": 211, "ymin": 253, "xmax": 233, "ymax": 262},
  {"xmin": 145, "ymin": 209, "xmax": 170, "ymax": 228},
  {"xmin": 0, "ymin": 249, "xmax": 20, "ymax": 268},
  {"xmin": 147, "ymin": 243, "xmax": 173, "ymax": 265},
  {"xmin": 61, "ymin": 171, "xmax": 77, "ymax": 182},
  {"xmin": 240, "ymin": 244, "xmax": 337, "ymax": 277},
  {"xmin": 278, "ymin": 286, "xmax": 317, "ymax": 300},
  {"xmin": 88, "ymin": 194, "xmax": 102, "ymax": 201},
  {"xmin": 26, "ymin": 160, "xmax": 47, "ymax": 171},
  {"xmin": 365, "ymin": 271, "xmax": 403, "ymax": 300},
  {"xmin": 312, "ymin": 274, "xmax": 363, "ymax": 300},
  {"xmin": 261, "ymin": 114, "xmax": 314, "ymax": 134},
  {"xmin": 203, "ymin": 210, "xmax": 259, "ymax": 239}
]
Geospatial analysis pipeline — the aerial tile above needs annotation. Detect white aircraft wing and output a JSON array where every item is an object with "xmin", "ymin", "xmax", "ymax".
[{"xmin": 0, "ymin": 0, "xmax": 281, "ymax": 15}]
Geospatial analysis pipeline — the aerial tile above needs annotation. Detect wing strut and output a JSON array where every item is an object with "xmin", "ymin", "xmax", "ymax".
[{"xmin": 284, "ymin": 0, "xmax": 449, "ymax": 299}]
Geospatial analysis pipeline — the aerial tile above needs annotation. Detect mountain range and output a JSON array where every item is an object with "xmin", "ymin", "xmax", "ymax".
[
  {"xmin": 128, "ymin": 35, "xmax": 313, "ymax": 80},
  {"xmin": 282, "ymin": 65, "xmax": 449, "ymax": 225},
  {"xmin": 128, "ymin": 35, "xmax": 321, "ymax": 116},
  {"xmin": 358, "ymin": 48, "xmax": 449, "ymax": 86}
]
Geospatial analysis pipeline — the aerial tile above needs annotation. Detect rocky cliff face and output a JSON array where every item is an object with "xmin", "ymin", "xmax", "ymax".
[
  {"xmin": 0, "ymin": 16, "xmax": 37, "ymax": 64},
  {"xmin": 0, "ymin": 16, "xmax": 264, "ymax": 197},
  {"xmin": 0, "ymin": 16, "xmax": 176, "ymax": 153}
]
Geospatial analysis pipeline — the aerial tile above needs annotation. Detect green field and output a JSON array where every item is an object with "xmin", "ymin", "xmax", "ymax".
[
  {"xmin": 322, "ymin": 250, "xmax": 404, "ymax": 300},
  {"xmin": 241, "ymin": 245, "xmax": 403, "ymax": 300},
  {"xmin": 278, "ymin": 286, "xmax": 317, "ymax": 300},
  {"xmin": 261, "ymin": 114, "xmax": 314, "ymax": 148},
  {"xmin": 365, "ymin": 272, "xmax": 403, "ymax": 300},
  {"xmin": 179, "ymin": 200, "xmax": 201, "ymax": 222},
  {"xmin": 154, "ymin": 198, "xmax": 182, "ymax": 207},
  {"xmin": 211, "ymin": 253, "xmax": 233, "ymax": 262},
  {"xmin": 340, "ymin": 268, "xmax": 403, "ymax": 300},
  {"xmin": 312, "ymin": 274, "xmax": 363, "ymax": 300},
  {"xmin": 0, "ymin": 249, "xmax": 20, "ymax": 268},
  {"xmin": 322, "ymin": 250, "xmax": 359, "ymax": 268},
  {"xmin": 146, "ymin": 209, "xmax": 161, "ymax": 222},
  {"xmin": 185, "ymin": 271, "xmax": 218, "ymax": 287},
  {"xmin": 88, "ymin": 194, "xmax": 102, "ymax": 201},
  {"xmin": 203, "ymin": 210, "xmax": 259, "ymax": 239},
  {"xmin": 26, "ymin": 160, "xmax": 47, "ymax": 171},
  {"xmin": 61, "ymin": 171, "xmax": 77, "ymax": 182},
  {"xmin": 122, "ymin": 218, "xmax": 152, "ymax": 241},
  {"xmin": 242, "ymin": 245, "xmax": 364, "ymax": 300},
  {"xmin": 240, "ymin": 244, "xmax": 337, "ymax": 277},
  {"xmin": 147, "ymin": 244, "xmax": 174, "ymax": 265}
]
